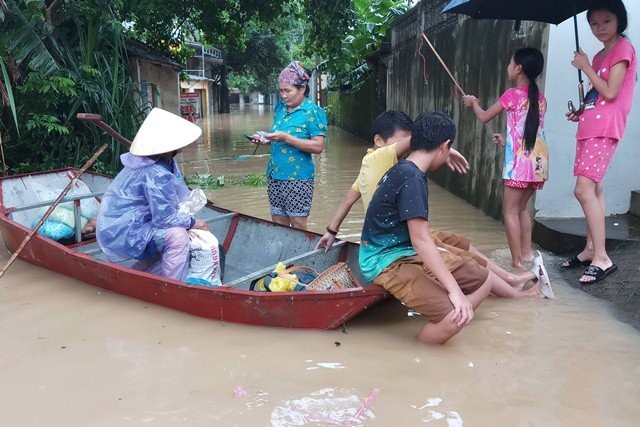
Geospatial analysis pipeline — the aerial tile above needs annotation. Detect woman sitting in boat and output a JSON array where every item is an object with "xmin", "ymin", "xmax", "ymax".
[{"xmin": 96, "ymin": 108, "xmax": 209, "ymax": 280}]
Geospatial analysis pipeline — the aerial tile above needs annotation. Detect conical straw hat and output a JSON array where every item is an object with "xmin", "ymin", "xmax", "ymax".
[{"xmin": 130, "ymin": 108, "xmax": 202, "ymax": 156}]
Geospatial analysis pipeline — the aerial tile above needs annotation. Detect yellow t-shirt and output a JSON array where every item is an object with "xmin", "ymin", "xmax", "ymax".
[{"xmin": 351, "ymin": 144, "xmax": 398, "ymax": 212}]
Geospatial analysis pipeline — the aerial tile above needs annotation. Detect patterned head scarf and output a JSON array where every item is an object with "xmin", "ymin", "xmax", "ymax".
[{"xmin": 278, "ymin": 61, "xmax": 310, "ymax": 86}]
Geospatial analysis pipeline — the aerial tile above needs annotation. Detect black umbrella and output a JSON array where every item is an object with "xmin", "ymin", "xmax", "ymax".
[{"xmin": 441, "ymin": 0, "xmax": 596, "ymax": 113}]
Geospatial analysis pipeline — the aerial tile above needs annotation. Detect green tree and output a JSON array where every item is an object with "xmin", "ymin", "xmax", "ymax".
[
  {"xmin": 0, "ymin": 0, "xmax": 142, "ymax": 174},
  {"xmin": 0, "ymin": 0, "xmax": 413, "ymax": 176},
  {"xmin": 118, "ymin": 0, "xmax": 295, "ymax": 54},
  {"xmin": 299, "ymin": 0, "xmax": 409, "ymax": 90},
  {"xmin": 226, "ymin": 27, "xmax": 291, "ymax": 95},
  {"xmin": 118, "ymin": 0, "xmax": 408, "ymax": 91}
]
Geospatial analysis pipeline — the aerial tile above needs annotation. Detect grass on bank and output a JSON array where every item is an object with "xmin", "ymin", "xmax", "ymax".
[{"xmin": 186, "ymin": 173, "xmax": 267, "ymax": 189}]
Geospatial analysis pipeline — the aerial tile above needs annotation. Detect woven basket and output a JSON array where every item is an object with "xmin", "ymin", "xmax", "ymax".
[{"xmin": 306, "ymin": 262, "xmax": 361, "ymax": 291}]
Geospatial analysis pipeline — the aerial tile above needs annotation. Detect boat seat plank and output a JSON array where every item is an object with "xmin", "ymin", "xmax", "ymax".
[
  {"xmin": 198, "ymin": 211, "xmax": 235, "ymax": 223},
  {"xmin": 6, "ymin": 192, "xmax": 105, "ymax": 213}
]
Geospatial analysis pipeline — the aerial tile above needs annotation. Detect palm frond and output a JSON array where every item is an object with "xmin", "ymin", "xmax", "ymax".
[
  {"xmin": 5, "ymin": 0, "xmax": 58, "ymax": 75},
  {"xmin": 0, "ymin": 60, "xmax": 19, "ymax": 132}
]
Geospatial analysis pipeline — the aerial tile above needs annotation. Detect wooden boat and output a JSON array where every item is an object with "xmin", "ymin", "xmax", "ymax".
[{"xmin": 0, "ymin": 169, "xmax": 387, "ymax": 330}]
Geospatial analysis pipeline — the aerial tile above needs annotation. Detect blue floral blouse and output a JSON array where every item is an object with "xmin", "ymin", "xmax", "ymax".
[{"xmin": 267, "ymin": 97, "xmax": 327, "ymax": 180}]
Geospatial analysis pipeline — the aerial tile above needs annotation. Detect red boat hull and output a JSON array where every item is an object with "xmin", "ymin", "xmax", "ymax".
[{"xmin": 0, "ymin": 170, "xmax": 387, "ymax": 330}]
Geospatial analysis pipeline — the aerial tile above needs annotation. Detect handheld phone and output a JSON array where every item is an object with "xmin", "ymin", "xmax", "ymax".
[{"xmin": 245, "ymin": 132, "xmax": 269, "ymax": 143}]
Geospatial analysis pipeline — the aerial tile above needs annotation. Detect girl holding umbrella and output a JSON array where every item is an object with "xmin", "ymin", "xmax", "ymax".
[{"xmin": 564, "ymin": 0, "xmax": 637, "ymax": 285}]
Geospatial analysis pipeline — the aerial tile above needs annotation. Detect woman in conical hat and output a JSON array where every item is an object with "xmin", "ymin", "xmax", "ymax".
[{"xmin": 96, "ymin": 108, "xmax": 208, "ymax": 280}]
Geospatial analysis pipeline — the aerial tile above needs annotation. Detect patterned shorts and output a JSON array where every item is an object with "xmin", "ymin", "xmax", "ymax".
[
  {"xmin": 504, "ymin": 179, "xmax": 544, "ymax": 190},
  {"xmin": 268, "ymin": 178, "xmax": 314, "ymax": 217},
  {"xmin": 574, "ymin": 137, "xmax": 618, "ymax": 182}
]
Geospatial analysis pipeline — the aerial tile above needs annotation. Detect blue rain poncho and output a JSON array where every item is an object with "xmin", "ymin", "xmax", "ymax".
[{"xmin": 96, "ymin": 153, "xmax": 193, "ymax": 262}]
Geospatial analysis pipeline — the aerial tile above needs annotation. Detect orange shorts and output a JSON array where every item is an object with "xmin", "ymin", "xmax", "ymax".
[
  {"xmin": 430, "ymin": 230, "xmax": 487, "ymax": 268},
  {"xmin": 373, "ymin": 254, "xmax": 489, "ymax": 324}
]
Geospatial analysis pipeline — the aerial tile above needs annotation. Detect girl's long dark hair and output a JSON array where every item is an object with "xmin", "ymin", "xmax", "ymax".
[{"xmin": 513, "ymin": 47, "xmax": 544, "ymax": 152}]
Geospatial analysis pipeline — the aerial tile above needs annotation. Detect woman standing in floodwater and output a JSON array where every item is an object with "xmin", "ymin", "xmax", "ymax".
[{"xmin": 250, "ymin": 61, "xmax": 327, "ymax": 230}]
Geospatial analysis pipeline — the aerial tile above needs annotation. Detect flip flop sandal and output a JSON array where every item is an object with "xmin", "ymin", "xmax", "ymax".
[
  {"xmin": 579, "ymin": 264, "xmax": 618, "ymax": 285},
  {"xmin": 561, "ymin": 255, "xmax": 591, "ymax": 269},
  {"xmin": 531, "ymin": 251, "xmax": 554, "ymax": 298}
]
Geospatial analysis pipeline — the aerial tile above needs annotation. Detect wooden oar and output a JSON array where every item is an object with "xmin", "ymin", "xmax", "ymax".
[
  {"xmin": 76, "ymin": 113, "xmax": 132, "ymax": 148},
  {"xmin": 0, "ymin": 143, "xmax": 109, "ymax": 279}
]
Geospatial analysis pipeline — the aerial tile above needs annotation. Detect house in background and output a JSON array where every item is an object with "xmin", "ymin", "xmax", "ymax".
[
  {"xmin": 125, "ymin": 38, "xmax": 184, "ymax": 115},
  {"xmin": 181, "ymin": 42, "xmax": 229, "ymax": 123}
]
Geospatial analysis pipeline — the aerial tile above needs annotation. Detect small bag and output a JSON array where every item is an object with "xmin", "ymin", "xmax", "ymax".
[
  {"xmin": 306, "ymin": 262, "xmax": 361, "ymax": 291},
  {"xmin": 250, "ymin": 263, "xmax": 318, "ymax": 292},
  {"xmin": 185, "ymin": 229, "xmax": 222, "ymax": 287}
]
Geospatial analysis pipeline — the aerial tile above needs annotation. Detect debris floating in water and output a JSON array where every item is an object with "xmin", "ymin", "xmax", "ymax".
[
  {"xmin": 234, "ymin": 385, "xmax": 248, "ymax": 398},
  {"xmin": 354, "ymin": 388, "xmax": 380, "ymax": 419}
]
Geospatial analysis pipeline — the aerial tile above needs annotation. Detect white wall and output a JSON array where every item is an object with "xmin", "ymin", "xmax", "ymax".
[{"xmin": 538, "ymin": 0, "xmax": 639, "ymax": 218}]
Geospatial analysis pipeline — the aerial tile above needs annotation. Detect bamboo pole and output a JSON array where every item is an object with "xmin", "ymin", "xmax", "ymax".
[
  {"xmin": 420, "ymin": 33, "xmax": 496, "ymax": 137},
  {"xmin": 420, "ymin": 33, "xmax": 467, "ymax": 96},
  {"xmin": 0, "ymin": 143, "xmax": 109, "ymax": 279}
]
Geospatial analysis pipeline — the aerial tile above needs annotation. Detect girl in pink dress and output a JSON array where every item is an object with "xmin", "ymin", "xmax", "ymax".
[
  {"xmin": 564, "ymin": 0, "xmax": 637, "ymax": 285},
  {"xmin": 464, "ymin": 47, "xmax": 548, "ymax": 269}
]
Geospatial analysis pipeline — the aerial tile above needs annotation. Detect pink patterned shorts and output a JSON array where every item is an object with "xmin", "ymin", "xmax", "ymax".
[
  {"xmin": 504, "ymin": 180, "xmax": 544, "ymax": 190},
  {"xmin": 574, "ymin": 137, "xmax": 618, "ymax": 182}
]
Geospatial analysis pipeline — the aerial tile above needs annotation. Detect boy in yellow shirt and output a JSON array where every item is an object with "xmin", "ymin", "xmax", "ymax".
[{"xmin": 316, "ymin": 110, "xmax": 552, "ymax": 294}]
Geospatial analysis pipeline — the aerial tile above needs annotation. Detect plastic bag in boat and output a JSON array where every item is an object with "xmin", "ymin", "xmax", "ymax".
[
  {"xmin": 185, "ymin": 229, "xmax": 222, "ymax": 287},
  {"xmin": 178, "ymin": 189, "xmax": 207, "ymax": 215},
  {"xmin": 249, "ymin": 263, "xmax": 318, "ymax": 292},
  {"xmin": 25, "ymin": 175, "xmax": 100, "ymax": 240}
]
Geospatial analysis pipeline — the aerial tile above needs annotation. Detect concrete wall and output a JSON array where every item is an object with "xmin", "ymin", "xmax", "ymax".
[
  {"xmin": 387, "ymin": 0, "xmax": 547, "ymax": 219},
  {"xmin": 538, "ymin": 0, "xmax": 640, "ymax": 218},
  {"xmin": 326, "ymin": 73, "xmax": 385, "ymax": 141},
  {"xmin": 131, "ymin": 58, "xmax": 181, "ymax": 115}
]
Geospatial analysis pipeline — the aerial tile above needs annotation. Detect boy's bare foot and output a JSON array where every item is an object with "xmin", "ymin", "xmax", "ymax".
[
  {"xmin": 508, "ymin": 271, "xmax": 537, "ymax": 290},
  {"xmin": 523, "ymin": 284, "xmax": 544, "ymax": 298}
]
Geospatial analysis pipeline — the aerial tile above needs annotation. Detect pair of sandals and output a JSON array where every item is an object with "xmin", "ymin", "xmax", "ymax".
[
  {"xmin": 561, "ymin": 255, "xmax": 618, "ymax": 285},
  {"xmin": 530, "ymin": 251, "xmax": 554, "ymax": 299}
]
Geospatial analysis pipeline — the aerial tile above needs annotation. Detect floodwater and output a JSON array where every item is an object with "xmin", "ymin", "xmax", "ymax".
[{"xmin": 1, "ymin": 105, "xmax": 639, "ymax": 426}]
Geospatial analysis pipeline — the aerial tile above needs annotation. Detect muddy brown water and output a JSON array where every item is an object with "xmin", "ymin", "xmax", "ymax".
[{"xmin": 1, "ymin": 105, "xmax": 639, "ymax": 426}]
